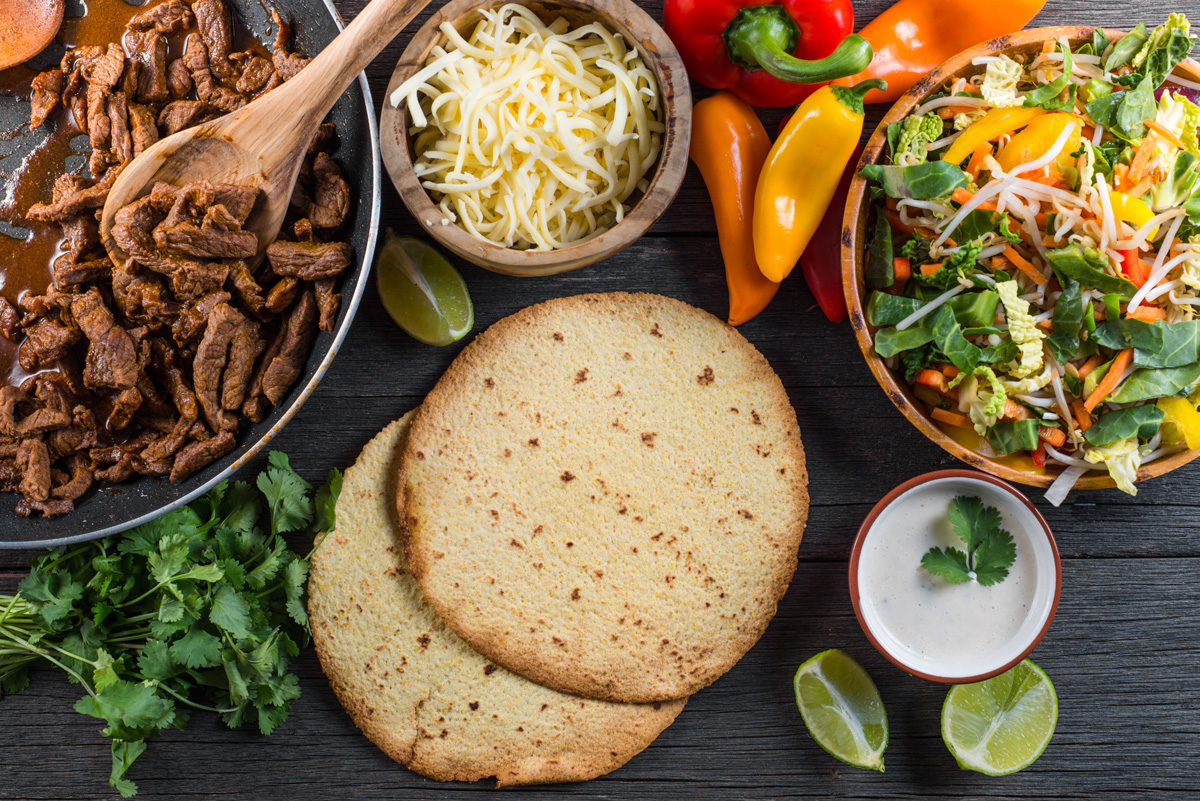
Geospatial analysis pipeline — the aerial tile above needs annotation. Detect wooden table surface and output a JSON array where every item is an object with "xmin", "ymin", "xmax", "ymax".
[{"xmin": 3, "ymin": 0, "xmax": 1197, "ymax": 798}]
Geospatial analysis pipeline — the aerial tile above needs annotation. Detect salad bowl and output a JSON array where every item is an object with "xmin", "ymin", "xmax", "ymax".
[{"xmin": 842, "ymin": 26, "xmax": 1200, "ymax": 493}]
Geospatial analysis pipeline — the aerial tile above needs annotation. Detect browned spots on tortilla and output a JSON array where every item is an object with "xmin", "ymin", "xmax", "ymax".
[
  {"xmin": 416, "ymin": 633, "xmax": 431, "ymax": 650},
  {"xmin": 561, "ymin": 471, "xmax": 575, "ymax": 482},
  {"xmin": 697, "ymin": 366, "xmax": 714, "ymax": 386},
  {"xmin": 575, "ymin": 368, "xmax": 589, "ymax": 383},
  {"xmin": 650, "ymin": 323, "xmax": 662, "ymax": 337},
  {"xmin": 641, "ymin": 432, "xmax": 656, "ymax": 447},
  {"xmin": 571, "ymin": 588, "xmax": 581, "ymax": 600},
  {"xmin": 529, "ymin": 437, "xmax": 539, "ymax": 446},
  {"xmin": 469, "ymin": 701, "xmax": 480, "ymax": 711},
  {"xmin": 484, "ymin": 377, "xmax": 495, "ymax": 388},
  {"xmin": 553, "ymin": 332, "xmax": 564, "ymax": 341}
]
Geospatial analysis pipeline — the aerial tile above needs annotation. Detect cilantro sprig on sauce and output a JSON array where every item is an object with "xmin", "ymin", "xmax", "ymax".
[{"xmin": 921, "ymin": 496, "xmax": 1016, "ymax": 586}]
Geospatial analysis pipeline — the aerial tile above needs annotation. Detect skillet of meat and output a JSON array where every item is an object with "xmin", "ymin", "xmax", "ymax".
[{"xmin": 1, "ymin": 0, "xmax": 356, "ymax": 518}]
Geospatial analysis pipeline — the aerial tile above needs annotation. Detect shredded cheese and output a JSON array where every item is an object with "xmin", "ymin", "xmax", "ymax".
[{"xmin": 390, "ymin": 4, "xmax": 664, "ymax": 250}]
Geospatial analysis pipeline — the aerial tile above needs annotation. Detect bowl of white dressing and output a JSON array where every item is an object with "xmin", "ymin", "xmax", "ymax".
[{"xmin": 850, "ymin": 470, "xmax": 1061, "ymax": 683}]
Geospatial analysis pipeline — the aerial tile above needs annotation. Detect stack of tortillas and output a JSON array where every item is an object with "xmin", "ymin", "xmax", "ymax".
[{"xmin": 309, "ymin": 293, "xmax": 808, "ymax": 784}]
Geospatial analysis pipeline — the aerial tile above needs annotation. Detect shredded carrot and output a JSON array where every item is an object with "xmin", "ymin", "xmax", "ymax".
[
  {"xmin": 1128, "ymin": 133, "xmax": 1158, "ymax": 185},
  {"xmin": 931, "ymin": 407, "xmax": 972, "ymax": 428},
  {"xmin": 1084, "ymin": 348, "xmax": 1133, "ymax": 412},
  {"xmin": 915, "ymin": 369, "xmax": 950, "ymax": 396},
  {"xmin": 1002, "ymin": 399, "xmax": 1033, "ymax": 420},
  {"xmin": 1034, "ymin": 212, "xmax": 1051, "ymax": 228},
  {"xmin": 1041, "ymin": 38, "xmax": 1056, "ymax": 54},
  {"xmin": 1077, "ymin": 354, "xmax": 1104, "ymax": 378},
  {"xmin": 1126, "ymin": 175, "xmax": 1155, "ymax": 199},
  {"xmin": 1081, "ymin": 125, "xmax": 1096, "ymax": 142},
  {"xmin": 1145, "ymin": 119, "xmax": 1187, "ymax": 151},
  {"xmin": 1003, "ymin": 246, "xmax": 1048, "ymax": 286},
  {"xmin": 1042, "ymin": 234, "xmax": 1064, "ymax": 247},
  {"xmin": 921, "ymin": 262, "xmax": 945, "ymax": 276},
  {"xmin": 1072, "ymin": 399, "xmax": 1093, "ymax": 431},
  {"xmin": 1113, "ymin": 163, "xmax": 1130, "ymax": 192},
  {"xmin": 882, "ymin": 207, "xmax": 917, "ymax": 235},
  {"xmin": 1038, "ymin": 426, "xmax": 1068, "ymax": 447},
  {"xmin": 1129, "ymin": 305, "xmax": 1167, "ymax": 322},
  {"xmin": 966, "ymin": 143, "xmax": 992, "ymax": 180},
  {"xmin": 937, "ymin": 105, "xmax": 978, "ymax": 119},
  {"xmin": 952, "ymin": 187, "xmax": 973, "ymax": 205},
  {"xmin": 941, "ymin": 364, "xmax": 962, "ymax": 379},
  {"xmin": 893, "ymin": 256, "xmax": 911, "ymax": 288},
  {"xmin": 1036, "ymin": 319, "xmax": 1054, "ymax": 330}
]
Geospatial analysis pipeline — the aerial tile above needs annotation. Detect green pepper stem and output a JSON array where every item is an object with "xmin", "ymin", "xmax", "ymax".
[
  {"xmin": 829, "ymin": 78, "xmax": 888, "ymax": 115},
  {"xmin": 723, "ymin": 5, "xmax": 873, "ymax": 84}
]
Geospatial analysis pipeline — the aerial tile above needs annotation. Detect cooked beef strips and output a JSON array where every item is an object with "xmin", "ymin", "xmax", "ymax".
[{"xmin": 6, "ymin": 0, "xmax": 353, "ymax": 517}]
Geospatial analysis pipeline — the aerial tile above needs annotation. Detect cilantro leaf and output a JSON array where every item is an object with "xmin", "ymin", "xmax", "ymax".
[
  {"xmin": 947, "ymin": 495, "xmax": 1003, "ymax": 560},
  {"xmin": 973, "ymin": 530, "xmax": 1017, "ymax": 586},
  {"xmin": 283, "ymin": 557, "xmax": 311, "ymax": 634},
  {"xmin": 920, "ymin": 547, "xmax": 972, "ymax": 583},
  {"xmin": 109, "ymin": 739, "xmax": 147, "ymax": 798},
  {"xmin": 74, "ymin": 680, "xmax": 173, "ymax": 731},
  {"xmin": 170, "ymin": 625, "xmax": 223, "ymax": 669},
  {"xmin": 209, "ymin": 585, "xmax": 252, "ymax": 640},
  {"xmin": 19, "ymin": 570, "xmax": 84, "ymax": 628},
  {"xmin": 136, "ymin": 639, "xmax": 181, "ymax": 681},
  {"xmin": 314, "ymin": 468, "xmax": 343, "ymax": 534},
  {"xmin": 257, "ymin": 452, "xmax": 314, "ymax": 535},
  {"xmin": 923, "ymin": 495, "xmax": 1018, "ymax": 586},
  {"xmin": 2, "ymin": 451, "xmax": 320, "ymax": 796}
]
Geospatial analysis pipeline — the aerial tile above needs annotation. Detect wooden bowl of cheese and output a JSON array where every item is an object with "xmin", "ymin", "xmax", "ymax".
[{"xmin": 380, "ymin": 0, "xmax": 691, "ymax": 276}]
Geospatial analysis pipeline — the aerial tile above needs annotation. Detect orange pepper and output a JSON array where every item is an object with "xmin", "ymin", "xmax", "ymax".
[
  {"xmin": 689, "ymin": 92, "xmax": 778, "ymax": 326},
  {"xmin": 834, "ymin": 0, "xmax": 1048, "ymax": 104}
]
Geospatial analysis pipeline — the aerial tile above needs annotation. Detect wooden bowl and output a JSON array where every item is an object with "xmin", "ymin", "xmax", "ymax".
[
  {"xmin": 842, "ymin": 26, "xmax": 1200, "ymax": 492},
  {"xmin": 380, "ymin": 0, "xmax": 691, "ymax": 276}
]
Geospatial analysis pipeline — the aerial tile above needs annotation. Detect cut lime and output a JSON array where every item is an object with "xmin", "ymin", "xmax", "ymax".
[
  {"xmin": 793, "ymin": 649, "xmax": 888, "ymax": 771},
  {"xmin": 375, "ymin": 230, "xmax": 473, "ymax": 346},
  {"xmin": 942, "ymin": 659, "xmax": 1058, "ymax": 776}
]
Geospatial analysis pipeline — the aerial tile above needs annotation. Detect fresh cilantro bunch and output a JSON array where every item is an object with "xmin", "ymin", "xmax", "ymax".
[
  {"xmin": 920, "ymin": 496, "xmax": 1017, "ymax": 587},
  {"xmin": 0, "ymin": 452, "xmax": 341, "ymax": 797}
]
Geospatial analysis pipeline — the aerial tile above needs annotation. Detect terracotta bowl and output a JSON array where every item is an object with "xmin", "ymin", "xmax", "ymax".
[
  {"xmin": 849, "ymin": 470, "xmax": 1061, "ymax": 683},
  {"xmin": 842, "ymin": 26, "xmax": 1200, "ymax": 491},
  {"xmin": 379, "ymin": 0, "xmax": 691, "ymax": 277}
]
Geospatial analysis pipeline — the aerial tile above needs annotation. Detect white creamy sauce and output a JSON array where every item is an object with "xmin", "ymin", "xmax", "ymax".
[{"xmin": 857, "ymin": 477, "xmax": 1057, "ymax": 679}]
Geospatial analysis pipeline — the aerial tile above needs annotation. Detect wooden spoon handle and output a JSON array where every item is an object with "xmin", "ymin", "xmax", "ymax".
[{"xmin": 275, "ymin": 0, "xmax": 435, "ymax": 124}]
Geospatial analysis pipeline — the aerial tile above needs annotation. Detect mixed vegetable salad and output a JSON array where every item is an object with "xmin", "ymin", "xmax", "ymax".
[{"xmin": 863, "ymin": 15, "xmax": 1200, "ymax": 502}]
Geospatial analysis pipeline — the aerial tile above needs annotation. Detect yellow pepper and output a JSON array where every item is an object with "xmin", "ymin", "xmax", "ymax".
[
  {"xmin": 1157, "ymin": 396, "xmax": 1200, "ymax": 450},
  {"xmin": 996, "ymin": 113, "xmax": 1082, "ymax": 174},
  {"xmin": 753, "ymin": 79, "xmax": 886, "ymax": 283},
  {"xmin": 942, "ymin": 107, "xmax": 1045, "ymax": 167},
  {"xmin": 1110, "ymin": 191, "xmax": 1160, "ymax": 240}
]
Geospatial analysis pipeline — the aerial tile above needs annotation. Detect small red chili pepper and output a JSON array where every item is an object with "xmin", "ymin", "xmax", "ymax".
[
  {"xmin": 663, "ymin": 0, "xmax": 872, "ymax": 108},
  {"xmin": 796, "ymin": 145, "xmax": 862, "ymax": 322}
]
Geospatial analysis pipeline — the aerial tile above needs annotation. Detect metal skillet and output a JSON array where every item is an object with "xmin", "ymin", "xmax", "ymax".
[{"xmin": 0, "ymin": 0, "xmax": 382, "ymax": 548}]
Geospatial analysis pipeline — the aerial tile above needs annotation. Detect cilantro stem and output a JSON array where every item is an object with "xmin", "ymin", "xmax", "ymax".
[
  {"xmin": 0, "ymin": 628, "xmax": 97, "ymax": 697},
  {"xmin": 151, "ymin": 681, "xmax": 239, "ymax": 714}
]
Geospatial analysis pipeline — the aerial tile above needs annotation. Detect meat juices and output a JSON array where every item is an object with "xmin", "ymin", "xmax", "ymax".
[{"xmin": 1, "ymin": 0, "xmax": 354, "ymax": 517}]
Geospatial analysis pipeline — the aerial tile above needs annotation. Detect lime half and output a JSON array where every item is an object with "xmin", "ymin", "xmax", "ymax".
[
  {"xmin": 793, "ymin": 649, "xmax": 888, "ymax": 771},
  {"xmin": 942, "ymin": 659, "xmax": 1058, "ymax": 775},
  {"xmin": 375, "ymin": 231, "xmax": 473, "ymax": 346}
]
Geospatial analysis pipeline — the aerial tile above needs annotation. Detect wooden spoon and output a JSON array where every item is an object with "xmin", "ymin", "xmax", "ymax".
[
  {"xmin": 0, "ymin": 0, "xmax": 64, "ymax": 71},
  {"xmin": 99, "ymin": 0, "xmax": 433, "ymax": 267}
]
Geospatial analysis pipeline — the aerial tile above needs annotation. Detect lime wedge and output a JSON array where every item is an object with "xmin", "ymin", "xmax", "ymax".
[
  {"xmin": 793, "ymin": 649, "xmax": 888, "ymax": 771},
  {"xmin": 375, "ymin": 230, "xmax": 473, "ymax": 346},
  {"xmin": 942, "ymin": 659, "xmax": 1058, "ymax": 776}
]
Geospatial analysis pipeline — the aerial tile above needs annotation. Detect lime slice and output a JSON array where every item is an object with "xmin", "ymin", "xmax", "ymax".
[
  {"xmin": 375, "ymin": 230, "xmax": 473, "ymax": 346},
  {"xmin": 942, "ymin": 659, "xmax": 1058, "ymax": 776},
  {"xmin": 793, "ymin": 649, "xmax": 888, "ymax": 771}
]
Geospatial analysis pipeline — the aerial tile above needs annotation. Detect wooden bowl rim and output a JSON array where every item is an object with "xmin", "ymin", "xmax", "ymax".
[
  {"xmin": 842, "ymin": 26, "xmax": 1200, "ymax": 491},
  {"xmin": 379, "ymin": 0, "xmax": 691, "ymax": 276}
]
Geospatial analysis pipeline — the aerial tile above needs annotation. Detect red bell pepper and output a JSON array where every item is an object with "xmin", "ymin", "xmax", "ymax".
[
  {"xmin": 796, "ymin": 145, "xmax": 862, "ymax": 322},
  {"xmin": 1118, "ymin": 250, "xmax": 1152, "ymax": 288},
  {"xmin": 663, "ymin": 0, "xmax": 872, "ymax": 108}
]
